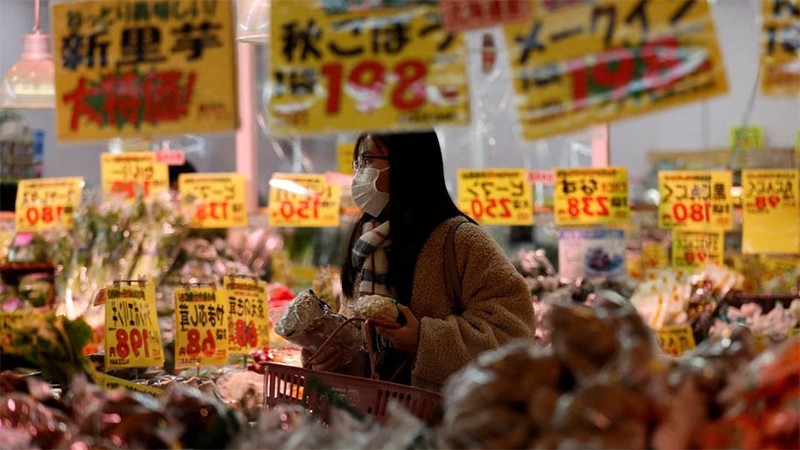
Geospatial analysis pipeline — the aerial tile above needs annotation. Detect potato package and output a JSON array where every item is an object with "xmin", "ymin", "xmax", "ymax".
[{"xmin": 274, "ymin": 290, "xmax": 362, "ymax": 357}]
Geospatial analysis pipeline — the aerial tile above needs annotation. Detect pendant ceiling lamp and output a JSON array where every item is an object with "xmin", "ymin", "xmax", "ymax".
[
  {"xmin": 237, "ymin": 0, "xmax": 270, "ymax": 44},
  {"xmin": 1, "ymin": 0, "xmax": 55, "ymax": 109}
]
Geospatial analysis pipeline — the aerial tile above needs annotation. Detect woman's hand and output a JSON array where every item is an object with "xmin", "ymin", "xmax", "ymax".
[
  {"xmin": 376, "ymin": 305, "xmax": 420, "ymax": 353},
  {"xmin": 302, "ymin": 345, "xmax": 346, "ymax": 372}
]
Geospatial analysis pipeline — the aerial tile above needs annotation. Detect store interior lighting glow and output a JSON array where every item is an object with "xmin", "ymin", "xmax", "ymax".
[
  {"xmin": 237, "ymin": 0, "xmax": 270, "ymax": 44},
  {"xmin": 0, "ymin": 0, "xmax": 56, "ymax": 109}
]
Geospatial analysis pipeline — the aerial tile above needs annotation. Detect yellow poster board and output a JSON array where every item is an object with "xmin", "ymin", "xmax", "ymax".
[
  {"xmin": 457, "ymin": 169, "xmax": 533, "ymax": 226},
  {"xmin": 52, "ymin": 0, "xmax": 237, "ymax": 141},
  {"xmin": 174, "ymin": 287, "xmax": 229, "ymax": 368},
  {"xmin": 101, "ymin": 152, "xmax": 169, "ymax": 201},
  {"xmin": 268, "ymin": 173, "xmax": 341, "ymax": 227},
  {"xmin": 656, "ymin": 324, "xmax": 696, "ymax": 356},
  {"xmin": 658, "ymin": 171, "xmax": 733, "ymax": 231},
  {"xmin": 742, "ymin": 169, "xmax": 800, "ymax": 254},
  {"xmin": 222, "ymin": 276, "xmax": 270, "ymax": 355},
  {"xmin": 503, "ymin": 0, "xmax": 728, "ymax": 140},
  {"xmin": 269, "ymin": 2, "xmax": 469, "ymax": 135},
  {"xmin": 179, "ymin": 173, "xmax": 248, "ymax": 228},
  {"xmin": 15, "ymin": 177, "xmax": 84, "ymax": 232},
  {"xmin": 760, "ymin": 0, "xmax": 800, "ymax": 96},
  {"xmin": 104, "ymin": 281, "xmax": 164, "ymax": 369},
  {"xmin": 671, "ymin": 230, "xmax": 725, "ymax": 269},
  {"xmin": 553, "ymin": 167, "xmax": 629, "ymax": 226}
]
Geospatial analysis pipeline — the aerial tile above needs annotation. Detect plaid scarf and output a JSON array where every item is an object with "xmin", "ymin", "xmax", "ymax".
[{"xmin": 352, "ymin": 220, "xmax": 395, "ymax": 298}]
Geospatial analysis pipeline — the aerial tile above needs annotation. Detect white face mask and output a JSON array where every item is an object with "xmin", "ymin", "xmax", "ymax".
[{"xmin": 351, "ymin": 166, "xmax": 389, "ymax": 217}]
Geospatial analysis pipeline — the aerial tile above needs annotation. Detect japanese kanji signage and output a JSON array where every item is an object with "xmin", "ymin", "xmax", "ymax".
[
  {"xmin": 174, "ymin": 287, "xmax": 228, "ymax": 368},
  {"xmin": 15, "ymin": 177, "xmax": 84, "ymax": 232},
  {"xmin": 503, "ymin": 0, "xmax": 728, "ymax": 140},
  {"xmin": 671, "ymin": 230, "xmax": 724, "ymax": 269},
  {"xmin": 730, "ymin": 125, "xmax": 765, "ymax": 151},
  {"xmin": 179, "ymin": 173, "xmax": 248, "ymax": 229},
  {"xmin": 457, "ymin": 169, "xmax": 533, "ymax": 226},
  {"xmin": 223, "ymin": 276, "xmax": 269, "ymax": 355},
  {"xmin": 441, "ymin": 0, "xmax": 532, "ymax": 32},
  {"xmin": 268, "ymin": 173, "xmax": 342, "ymax": 227},
  {"xmin": 658, "ymin": 171, "xmax": 733, "ymax": 231},
  {"xmin": 52, "ymin": 0, "xmax": 237, "ymax": 141},
  {"xmin": 742, "ymin": 169, "xmax": 800, "ymax": 255},
  {"xmin": 269, "ymin": 1, "xmax": 470, "ymax": 135},
  {"xmin": 101, "ymin": 152, "xmax": 169, "ymax": 201},
  {"xmin": 760, "ymin": 0, "xmax": 799, "ymax": 96},
  {"xmin": 553, "ymin": 167, "xmax": 629, "ymax": 226},
  {"xmin": 656, "ymin": 324, "xmax": 696, "ymax": 356},
  {"xmin": 104, "ymin": 281, "xmax": 165, "ymax": 370}
]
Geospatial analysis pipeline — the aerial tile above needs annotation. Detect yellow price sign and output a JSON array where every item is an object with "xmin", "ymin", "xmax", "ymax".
[
  {"xmin": 655, "ymin": 324, "xmax": 696, "ymax": 356},
  {"xmin": 457, "ymin": 169, "xmax": 533, "ymax": 226},
  {"xmin": 742, "ymin": 169, "xmax": 799, "ymax": 255},
  {"xmin": 104, "ymin": 281, "xmax": 165, "ymax": 370},
  {"xmin": 268, "ymin": 173, "xmax": 341, "ymax": 227},
  {"xmin": 760, "ymin": 0, "xmax": 799, "ymax": 96},
  {"xmin": 98, "ymin": 374, "xmax": 164, "ymax": 396},
  {"xmin": 174, "ymin": 287, "xmax": 229, "ymax": 368},
  {"xmin": 730, "ymin": 125, "xmax": 765, "ymax": 151},
  {"xmin": 658, "ymin": 171, "xmax": 733, "ymax": 230},
  {"xmin": 553, "ymin": 167, "xmax": 629, "ymax": 226},
  {"xmin": 179, "ymin": 173, "xmax": 248, "ymax": 229},
  {"xmin": 223, "ymin": 276, "xmax": 270, "ymax": 355},
  {"xmin": 642, "ymin": 241, "xmax": 669, "ymax": 270},
  {"xmin": 101, "ymin": 152, "xmax": 169, "ymax": 201},
  {"xmin": 337, "ymin": 142, "xmax": 355, "ymax": 175},
  {"xmin": 671, "ymin": 230, "xmax": 725, "ymax": 269},
  {"xmin": 15, "ymin": 177, "xmax": 84, "ymax": 232}
]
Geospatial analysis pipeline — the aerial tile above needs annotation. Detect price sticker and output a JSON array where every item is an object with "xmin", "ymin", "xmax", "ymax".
[
  {"xmin": 101, "ymin": 152, "xmax": 169, "ymax": 201},
  {"xmin": 336, "ymin": 142, "xmax": 355, "ymax": 175},
  {"xmin": 154, "ymin": 150, "xmax": 186, "ymax": 166},
  {"xmin": 223, "ymin": 276, "xmax": 269, "ymax": 355},
  {"xmin": 741, "ymin": 169, "xmax": 799, "ymax": 255},
  {"xmin": 658, "ymin": 171, "xmax": 733, "ymax": 230},
  {"xmin": 179, "ymin": 173, "xmax": 248, "ymax": 229},
  {"xmin": 174, "ymin": 287, "xmax": 229, "ymax": 368},
  {"xmin": 14, "ymin": 177, "xmax": 84, "ymax": 232},
  {"xmin": 655, "ymin": 325, "xmax": 696, "ymax": 356},
  {"xmin": 104, "ymin": 281, "xmax": 164, "ymax": 369},
  {"xmin": 98, "ymin": 373, "xmax": 164, "ymax": 396},
  {"xmin": 268, "ymin": 173, "xmax": 341, "ymax": 227},
  {"xmin": 457, "ymin": 169, "xmax": 533, "ymax": 226},
  {"xmin": 729, "ymin": 125, "xmax": 764, "ymax": 151},
  {"xmin": 671, "ymin": 230, "xmax": 725, "ymax": 269},
  {"xmin": 554, "ymin": 167, "xmax": 629, "ymax": 226}
]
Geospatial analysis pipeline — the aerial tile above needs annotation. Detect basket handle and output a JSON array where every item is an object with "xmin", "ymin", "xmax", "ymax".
[{"xmin": 305, "ymin": 317, "xmax": 398, "ymax": 379}]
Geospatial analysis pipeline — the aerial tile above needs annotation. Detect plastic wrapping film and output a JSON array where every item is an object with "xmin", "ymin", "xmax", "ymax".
[{"xmin": 274, "ymin": 289, "xmax": 362, "ymax": 359}]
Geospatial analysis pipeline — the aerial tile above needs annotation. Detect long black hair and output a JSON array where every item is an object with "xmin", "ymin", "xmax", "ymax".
[{"xmin": 341, "ymin": 130, "xmax": 474, "ymax": 304}]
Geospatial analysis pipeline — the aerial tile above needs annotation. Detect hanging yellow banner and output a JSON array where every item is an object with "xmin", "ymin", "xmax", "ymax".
[
  {"xmin": 760, "ymin": 0, "xmax": 800, "ymax": 96},
  {"xmin": 104, "ymin": 281, "xmax": 165, "ymax": 370},
  {"xmin": 222, "ymin": 276, "xmax": 270, "ymax": 355},
  {"xmin": 742, "ymin": 169, "xmax": 800, "ymax": 255},
  {"xmin": 101, "ymin": 152, "xmax": 169, "ymax": 201},
  {"xmin": 268, "ymin": 173, "xmax": 341, "ymax": 227},
  {"xmin": 269, "ymin": 2, "xmax": 470, "ymax": 135},
  {"xmin": 730, "ymin": 125, "xmax": 766, "ymax": 151},
  {"xmin": 52, "ymin": 0, "xmax": 237, "ymax": 142},
  {"xmin": 503, "ymin": 0, "xmax": 728, "ymax": 140},
  {"xmin": 179, "ymin": 173, "xmax": 248, "ymax": 229},
  {"xmin": 658, "ymin": 171, "xmax": 734, "ymax": 231},
  {"xmin": 174, "ymin": 287, "xmax": 229, "ymax": 368},
  {"xmin": 671, "ymin": 229, "xmax": 725, "ymax": 269},
  {"xmin": 457, "ymin": 169, "xmax": 533, "ymax": 226},
  {"xmin": 15, "ymin": 177, "xmax": 84, "ymax": 232},
  {"xmin": 553, "ymin": 167, "xmax": 629, "ymax": 226}
]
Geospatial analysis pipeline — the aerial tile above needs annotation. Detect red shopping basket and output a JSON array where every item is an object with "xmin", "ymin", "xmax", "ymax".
[{"xmin": 263, "ymin": 317, "xmax": 442, "ymax": 423}]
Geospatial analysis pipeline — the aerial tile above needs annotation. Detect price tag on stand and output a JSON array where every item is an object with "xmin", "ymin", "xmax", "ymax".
[
  {"xmin": 457, "ymin": 169, "xmax": 533, "ymax": 226},
  {"xmin": 97, "ymin": 373, "xmax": 164, "ymax": 396},
  {"xmin": 268, "ymin": 173, "xmax": 341, "ymax": 227},
  {"xmin": 14, "ymin": 177, "xmax": 84, "ymax": 232},
  {"xmin": 730, "ymin": 125, "xmax": 765, "ymax": 151},
  {"xmin": 658, "ymin": 171, "xmax": 733, "ymax": 230},
  {"xmin": 223, "ymin": 276, "xmax": 269, "ymax": 355},
  {"xmin": 671, "ymin": 230, "xmax": 725, "ymax": 269},
  {"xmin": 741, "ymin": 169, "xmax": 799, "ymax": 255},
  {"xmin": 179, "ymin": 173, "xmax": 248, "ymax": 228},
  {"xmin": 173, "ymin": 287, "xmax": 229, "ymax": 368},
  {"xmin": 655, "ymin": 325, "xmax": 696, "ymax": 356},
  {"xmin": 553, "ymin": 167, "xmax": 629, "ymax": 226},
  {"xmin": 101, "ymin": 152, "xmax": 169, "ymax": 201},
  {"xmin": 104, "ymin": 280, "xmax": 164, "ymax": 370},
  {"xmin": 336, "ymin": 142, "xmax": 355, "ymax": 175}
]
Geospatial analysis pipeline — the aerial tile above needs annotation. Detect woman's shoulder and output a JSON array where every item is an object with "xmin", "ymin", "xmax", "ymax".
[{"xmin": 430, "ymin": 216, "xmax": 495, "ymax": 249}]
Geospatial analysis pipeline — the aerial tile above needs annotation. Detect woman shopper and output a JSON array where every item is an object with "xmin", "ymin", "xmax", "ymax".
[{"xmin": 306, "ymin": 130, "xmax": 536, "ymax": 391}]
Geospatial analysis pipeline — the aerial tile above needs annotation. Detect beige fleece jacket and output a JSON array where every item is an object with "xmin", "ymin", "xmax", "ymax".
[{"xmin": 342, "ymin": 217, "xmax": 536, "ymax": 391}]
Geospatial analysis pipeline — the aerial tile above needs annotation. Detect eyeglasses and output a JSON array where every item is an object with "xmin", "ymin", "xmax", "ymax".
[{"xmin": 352, "ymin": 155, "xmax": 389, "ymax": 172}]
